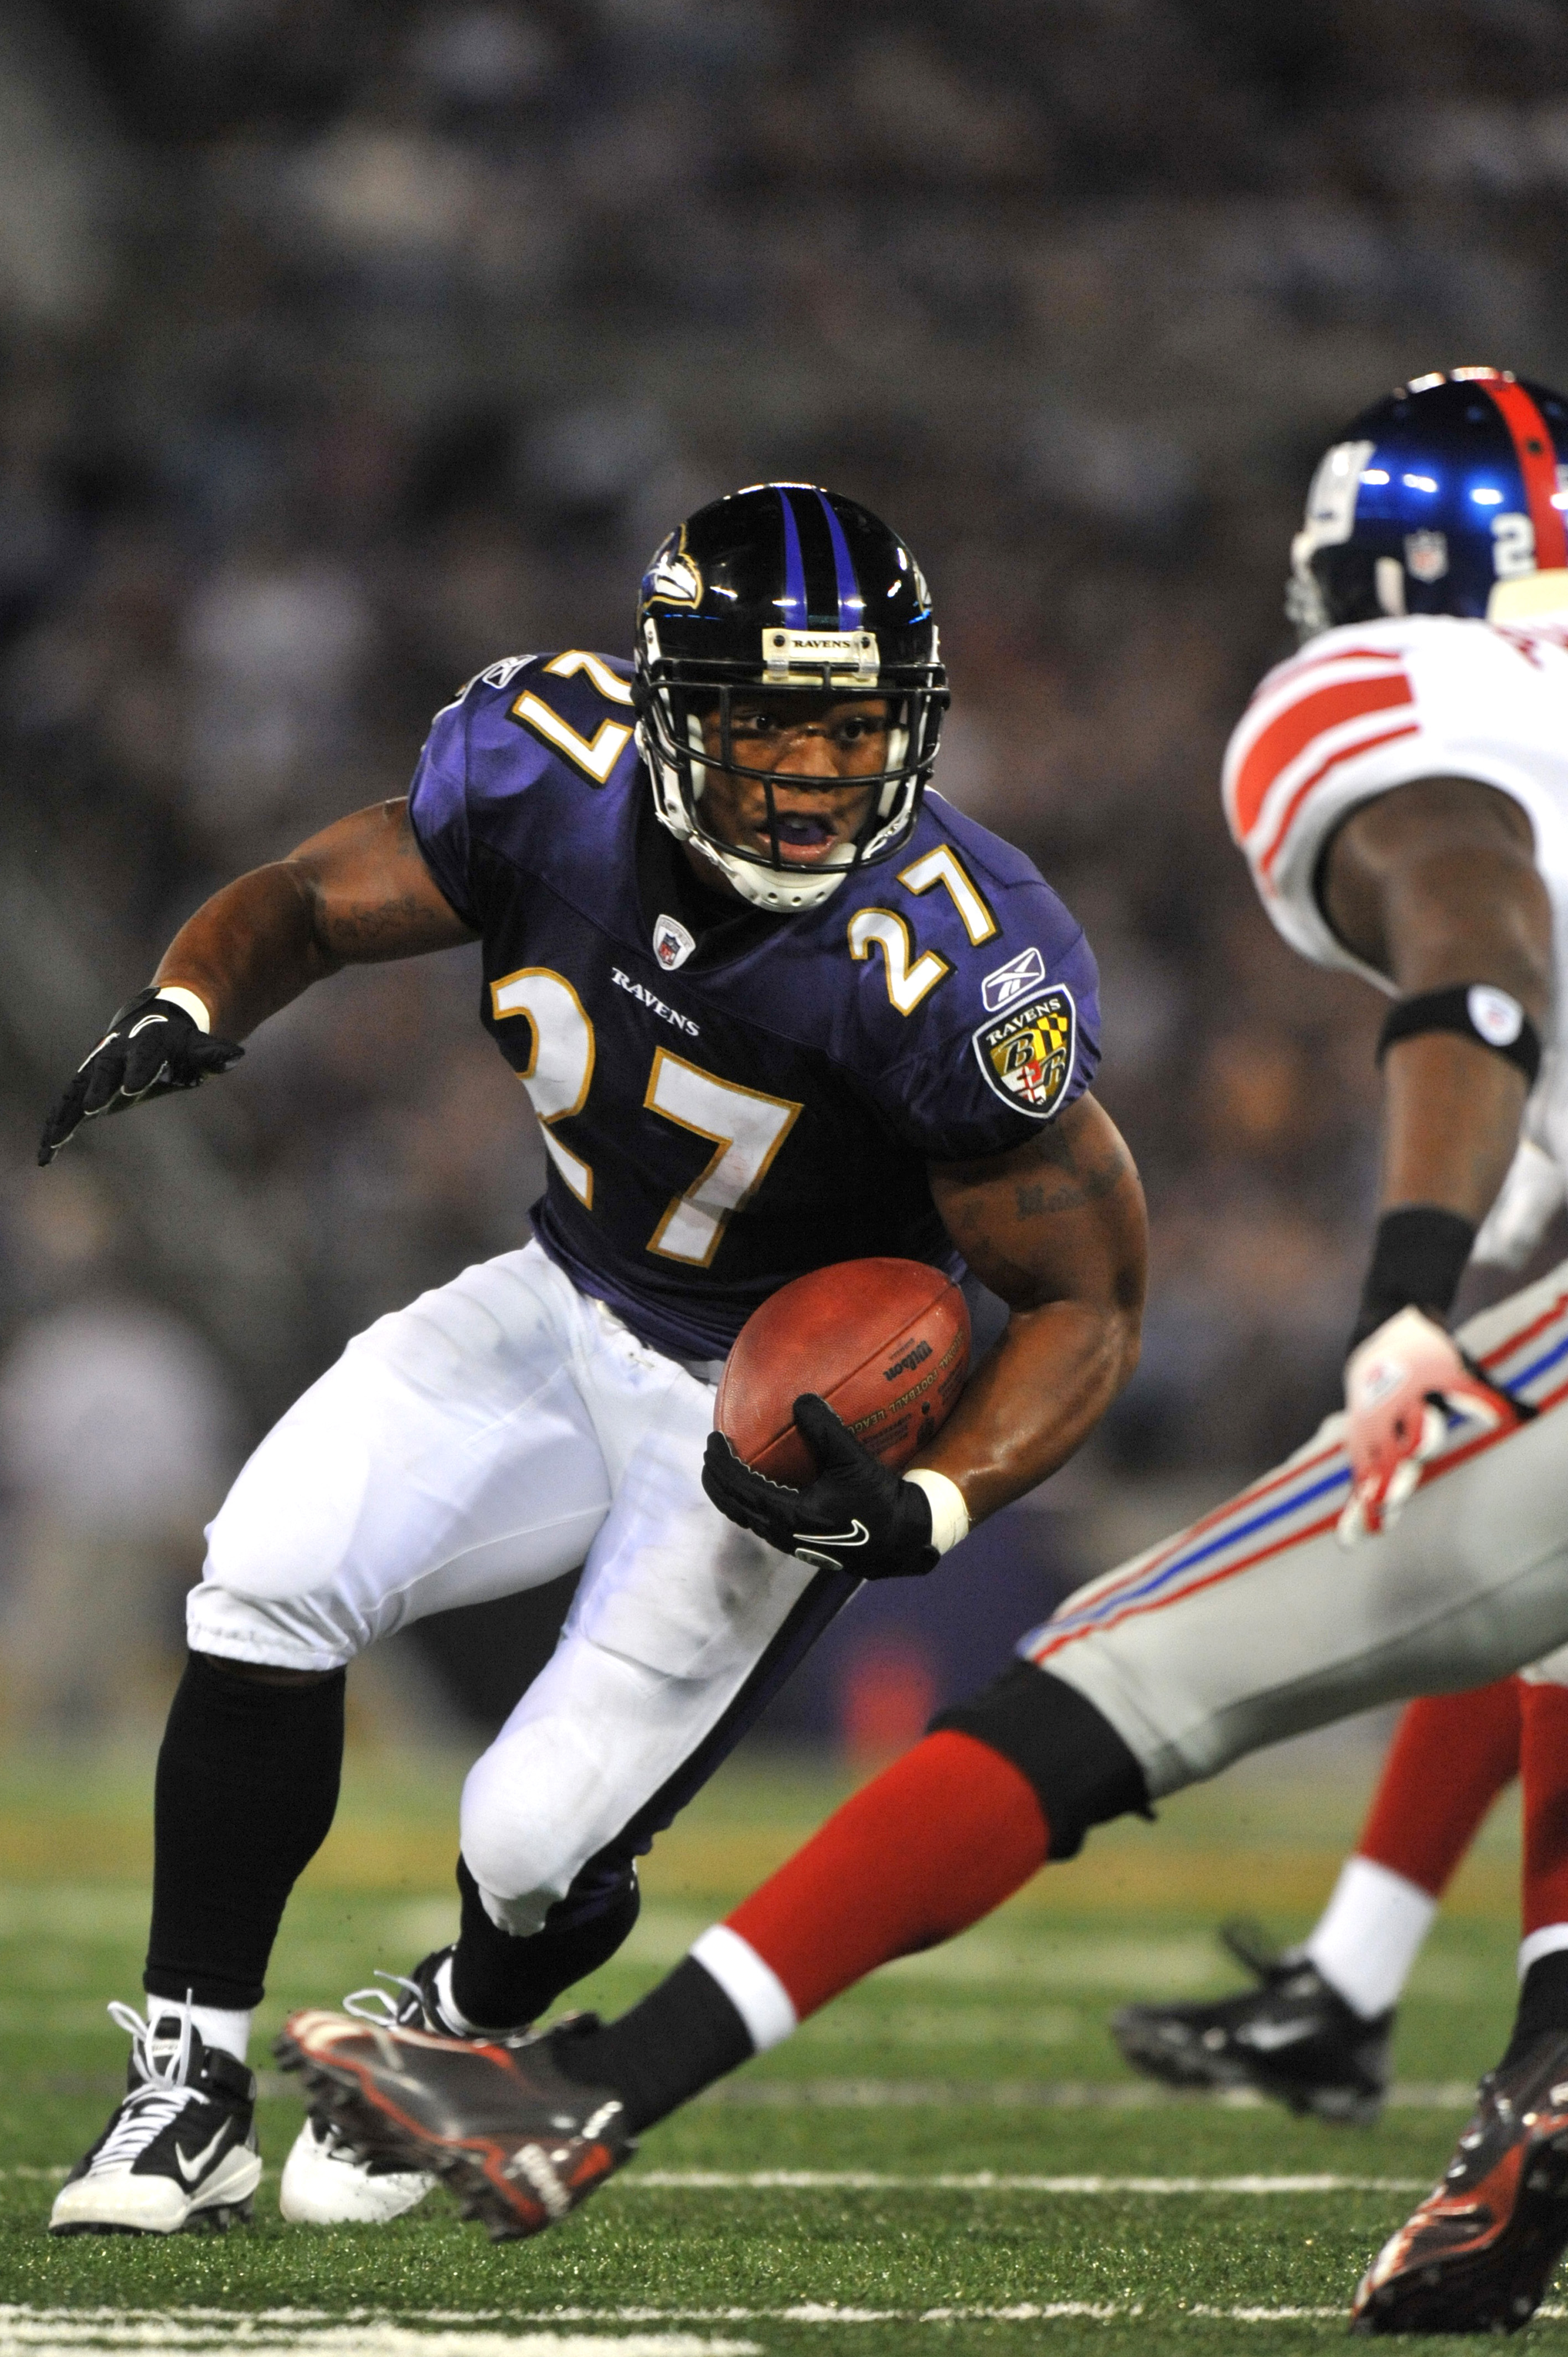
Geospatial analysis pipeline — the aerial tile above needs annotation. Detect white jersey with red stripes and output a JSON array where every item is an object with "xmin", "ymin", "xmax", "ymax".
[{"xmin": 1223, "ymin": 604, "xmax": 1568, "ymax": 1239}]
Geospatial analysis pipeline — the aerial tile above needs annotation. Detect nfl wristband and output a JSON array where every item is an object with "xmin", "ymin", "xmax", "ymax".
[
  {"xmin": 904, "ymin": 1466, "xmax": 971, "ymax": 1556},
  {"xmin": 1377, "ymin": 984, "xmax": 1541, "ymax": 1087},
  {"xmin": 1350, "ymin": 1204, "xmax": 1477, "ymax": 1351}
]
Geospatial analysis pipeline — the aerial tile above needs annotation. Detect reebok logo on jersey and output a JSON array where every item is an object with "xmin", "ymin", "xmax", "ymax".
[
  {"xmin": 980, "ymin": 944, "xmax": 1046, "ymax": 1012},
  {"xmin": 611, "ymin": 967, "xmax": 699, "ymax": 1037},
  {"xmin": 973, "ymin": 985, "xmax": 1076, "ymax": 1119}
]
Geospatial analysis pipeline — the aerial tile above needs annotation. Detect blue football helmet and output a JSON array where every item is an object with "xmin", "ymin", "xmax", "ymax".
[
  {"xmin": 1288, "ymin": 367, "xmax": 1568, "ymax": 643},
  {"xmin": 634, "ymin": 483, "xmax": 948, "ymax": 913}
]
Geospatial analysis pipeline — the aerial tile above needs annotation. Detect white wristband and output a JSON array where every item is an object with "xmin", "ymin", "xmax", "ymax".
[
  {"xmin": 154, "ymin": 986, "xmax": 212, "ymax": 1034},
  {"xmin": 904, "ymin": 1466, "xmax": 971, "ymax": 1555}
]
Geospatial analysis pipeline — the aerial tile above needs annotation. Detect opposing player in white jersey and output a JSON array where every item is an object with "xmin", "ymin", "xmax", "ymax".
[
  {"xmin": 1112, "ymin": 368, "xmax": 1568, "ymax": 2121},
  {"xmin": 1115, "ymin": 368, "xmax": 1568, "ymax": 2155},
  {"xmin": 279, "ymin": 372, "xmax": 1568, "ymax": 2335}
]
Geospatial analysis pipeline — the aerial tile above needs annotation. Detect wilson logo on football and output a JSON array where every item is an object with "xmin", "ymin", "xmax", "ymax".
[{"xmin": 972, "ymin": 984, "xmax": 1076, "ymax": 1118}]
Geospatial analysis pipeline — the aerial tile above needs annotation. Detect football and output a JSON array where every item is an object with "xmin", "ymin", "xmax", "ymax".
[{"xmin": 715, "ymin": 1257, "xmax": 971, "ymax": 1486}]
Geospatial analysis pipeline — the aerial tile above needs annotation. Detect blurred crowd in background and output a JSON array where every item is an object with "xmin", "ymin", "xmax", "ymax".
[{"xmin": 1, "ymin": 0, "xmax": 1566, "ymax": 1741}]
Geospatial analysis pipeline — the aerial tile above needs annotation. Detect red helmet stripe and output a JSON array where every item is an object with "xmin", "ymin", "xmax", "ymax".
[{"xmin": 1483, "ymin": 377, "xmax": 1568, "ymax": 571}]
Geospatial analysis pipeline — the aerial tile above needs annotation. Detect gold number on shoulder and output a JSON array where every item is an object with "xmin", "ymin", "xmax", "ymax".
[
  {"xmin": 543, "ymin": 650, "xmax": 635, "ymax": 704},
  {"xmin": 644, "ymin": 1049, "xmax": 802, "ymax": 1265},
  {"xmin": 898, "ymin": 844, "xmax": 998, "ymax": 944},
  {"xmin": 490, "ymin": 967, "xmax": 596, "ymax": 1206},
  {"xmin": 847, "ymin": 907, "xmax": 951, "ymax": 1015},
  {"xmin": 510, "ymin": 650, "xmax": 634, "ymax": 783}
]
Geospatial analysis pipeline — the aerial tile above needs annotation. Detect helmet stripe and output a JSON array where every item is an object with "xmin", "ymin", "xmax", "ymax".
[
  {"xmin": 776, "ymin": 489, "xmax": 809, "ymax": 626},
  {"xmin": 1482, "ymin": 378, "xmax": 1568, "ymax": 571},
  {"xmin": 815, "ymin": 492, "xmax": 866, "ymax": 630}
]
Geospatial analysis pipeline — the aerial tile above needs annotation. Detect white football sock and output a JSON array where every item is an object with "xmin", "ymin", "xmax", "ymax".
[
  {"xmin": 689, "ymin": 1923, "xmax": 797, "ymax": 2053},
  {"xmin": 1518, "ymin": 1923, "xmax": 1568, "ymax": 1977},
  {"xmin": 1304, "ymin": 1854, "xmax": 1437, "ymax": 2020},
  {"xmin": 149, "ymin": 2002, "xmax": 252, "ymax": 2065},
  {"xmin": 433, "ymin": 1952, "xmax": 481, "ymax": 2036}
]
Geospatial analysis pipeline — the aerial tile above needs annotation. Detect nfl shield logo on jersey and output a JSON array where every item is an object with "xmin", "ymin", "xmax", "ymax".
[
  {"xmin": 653, "ymin": 913, "xmax": 696, "ymax": 971},
  {"xmin": 972, "ymin": 985, "xmax": 1077, "ymax": 1117}
]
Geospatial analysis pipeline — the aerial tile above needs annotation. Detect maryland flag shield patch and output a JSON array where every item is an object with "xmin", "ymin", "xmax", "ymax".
[{"xmin": 972, "ymin": 984, "xmax": 1077, "ymax": 1118}]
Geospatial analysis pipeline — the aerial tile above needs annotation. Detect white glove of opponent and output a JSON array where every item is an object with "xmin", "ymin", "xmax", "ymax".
[{"xmin": 1338, "ymin": 1304, "xmax": 1523, "ymax": 1547}]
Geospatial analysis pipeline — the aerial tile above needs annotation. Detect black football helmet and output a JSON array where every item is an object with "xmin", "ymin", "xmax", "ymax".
[
  {"xmin": 1288, "ymin": 367, "xmax": 1568, "ymax": 643},
  {"xmin": 633, "ymin": 483, "xmax": 948, "ymax": 911}
]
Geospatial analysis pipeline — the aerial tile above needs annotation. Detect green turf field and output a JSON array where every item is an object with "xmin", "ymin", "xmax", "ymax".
[{"xmin": 0, "ymin": 1718, "xmax": 1547, "ymax": 2354}]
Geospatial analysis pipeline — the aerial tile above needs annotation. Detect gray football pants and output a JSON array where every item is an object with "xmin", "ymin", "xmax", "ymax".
[{"xmin": 1021, "ymin": 1256, "xmax": 1568, "ymax": 1798}]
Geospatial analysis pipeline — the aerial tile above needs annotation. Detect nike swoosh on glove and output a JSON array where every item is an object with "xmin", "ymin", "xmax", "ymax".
[
  {"xmin": 702, "ymin": 1393, "xmax": 940, "ymax": 1579},
  {"xmin": 1338, "ymin": 1304, "xmax": 1529, "ymax": 1547},
  {"xmin": 39, "ymin": 987, "xmax": 244, "ymax": 1165}
]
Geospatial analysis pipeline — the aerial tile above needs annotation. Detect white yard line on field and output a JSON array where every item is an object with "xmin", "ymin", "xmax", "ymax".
[
  {"xmin": 0, "ymin": 2320, "xmax": 754, "ymax": 2357},
  {"xmin": 35, "ymin": 2303, "xmax": 1568, "ymax": 2335}
]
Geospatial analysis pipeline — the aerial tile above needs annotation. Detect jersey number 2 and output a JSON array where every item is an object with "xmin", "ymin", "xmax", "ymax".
[{"xmin": 492, "ymin": 969, "xmax": 800, "ymax": 1266}]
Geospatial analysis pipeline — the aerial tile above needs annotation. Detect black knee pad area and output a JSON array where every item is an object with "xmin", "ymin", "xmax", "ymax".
[{"xmin": 932, "ymin": 1658, "xmax": 1149, "ymax": 1860}]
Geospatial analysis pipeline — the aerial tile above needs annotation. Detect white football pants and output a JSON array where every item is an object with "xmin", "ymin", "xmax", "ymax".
[
  {"xmin": 189, "ymin": 1242, "xmax": 833, "ymax": 1933},
  {"xmin": 1025, "ymin": 1257, "xmax": 1568, "ymax": 1796}
]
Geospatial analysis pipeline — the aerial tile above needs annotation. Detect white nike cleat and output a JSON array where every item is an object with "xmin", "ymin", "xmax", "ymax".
[
  {"xmin": 50, "ymin": 2000, "xmax": 261, "ymax": 2235},
  {"xmin": 278, "ymin": 2110, "xmax": 435, "ymax": 2224},
  {"xmin": 278, "ymin": 1950, "xmax": 461, "ymax": 2225}
]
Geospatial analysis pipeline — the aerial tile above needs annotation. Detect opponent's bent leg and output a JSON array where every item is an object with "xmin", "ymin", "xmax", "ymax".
[
  {"xmin": 549, "ymin": 1665, "xmax": 1144, "ymax": 2130},
  {"xmin": 1304, "ymin": 1680, "xmax": 1521, "ymax": 2021},
  {"xmin": 1114, "ymin": 1679, "xmax": 1523, "ymax": 2117},
  {"xmin": 1498, "ymin": 1670, "xmax": 1568, "ymax": 2063}
]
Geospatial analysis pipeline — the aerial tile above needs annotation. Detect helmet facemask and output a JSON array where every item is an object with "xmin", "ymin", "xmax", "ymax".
[{"xmin": 636, "ymin": 658, "xmax": 946, "ymax": 914}]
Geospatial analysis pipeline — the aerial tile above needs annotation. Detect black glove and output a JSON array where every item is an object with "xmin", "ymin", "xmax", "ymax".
[
  {"xmin": 39, "ymin": 987, "xmax": 244, "ymax": 1165},
  {"xmin": 702, "ymin": 1392, "xmax": 939, "ymax": 1579}
]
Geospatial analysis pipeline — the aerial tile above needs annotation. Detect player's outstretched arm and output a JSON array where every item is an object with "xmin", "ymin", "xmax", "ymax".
[
  {"xmin": 39, "ymin": 799, "xmax": 474, "ymax": 1162},
  {"xmin": 1321, "ymin": 774, "xmax": 1554, "ymax": 1539},
  {"xmin": 920, "ymin": 1090, "xmax": 1147, "ymax": 1522}
]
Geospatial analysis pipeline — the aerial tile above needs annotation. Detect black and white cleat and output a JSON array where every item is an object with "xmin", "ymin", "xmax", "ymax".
[
  {"xmin": 50, "ymin": 2001, "xmax": 261, "ymax": 2236},
  {"xmin": 1112, "ymin": 1919, "xmax": 1391, "ymax": 2124}
]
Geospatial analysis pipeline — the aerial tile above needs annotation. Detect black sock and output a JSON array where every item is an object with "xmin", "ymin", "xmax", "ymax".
[
  {"xmin": 550, "ymin": 1955, "xmax": 755, "ymax": 2135},
  {"xmin": 449, "ymin": 1856, "xmax": 641, "ymax": 2030},
  {"xmin": 1501, "ymin": 1952, "xmax": 1568, "ymax": 2069},
  {"xmin": 145, "ymin": 1654, "xmax": 345, "ymax": 2010}
]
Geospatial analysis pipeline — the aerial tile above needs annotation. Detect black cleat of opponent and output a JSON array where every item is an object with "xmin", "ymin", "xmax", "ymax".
[
  {"xmin": 275, "ymin": 2005, "xmax": 633, "ymax": 2241},
  {"xmin": 1111, "ymin": 1920, "xmax": 1391, "ymax": 2124},
  {"xmin": 1352, "ymin": 2033, "xmax": 1568, "ymax": 2334}
]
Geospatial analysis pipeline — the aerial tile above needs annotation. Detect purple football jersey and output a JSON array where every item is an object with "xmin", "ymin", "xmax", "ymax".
[{"xmin": 408, "ymin": 651, "xmax": 1102, "ymax": 1359}]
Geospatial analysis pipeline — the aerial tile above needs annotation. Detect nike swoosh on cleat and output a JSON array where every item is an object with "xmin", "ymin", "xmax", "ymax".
[
  {"xmin": 794, "ymin": 1521, "xmax": 869, "ymax": 1548},
  {"xmin": 1236, "ymin": 2019, "xmax": 1317, "ymax": 2052},
  {"xmin": 175, "ymin": 2123, "xmax": 231, "ymax": 2183}
]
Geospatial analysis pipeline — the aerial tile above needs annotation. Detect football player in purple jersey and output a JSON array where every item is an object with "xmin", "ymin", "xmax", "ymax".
[
  {"xmin": 277, "ymin": 384, "xmax": 1568, "ymax": 2338},
  {"xmin": 39, "ymin": 485, "xmax": 1147, "ymax": 2237}
]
